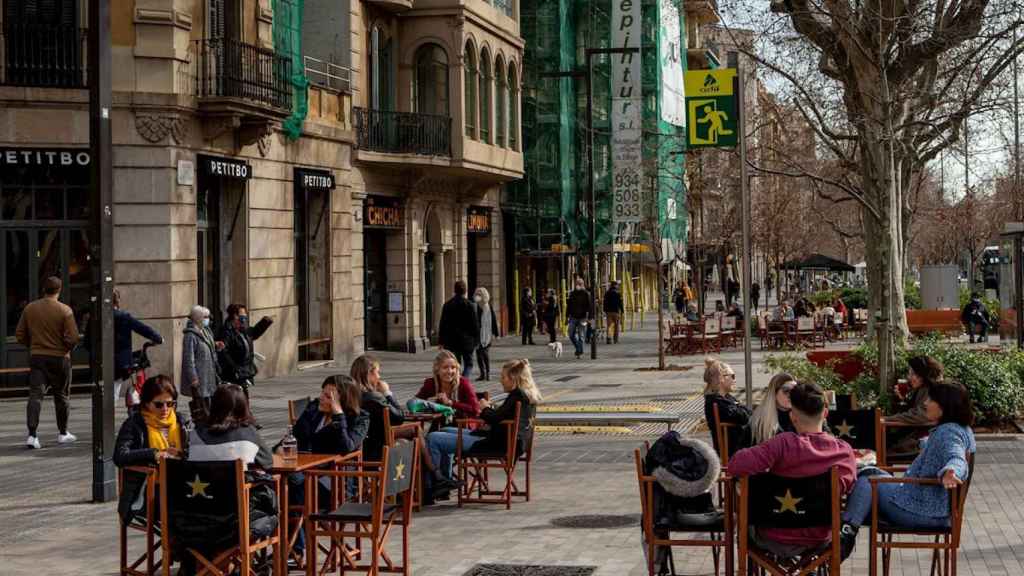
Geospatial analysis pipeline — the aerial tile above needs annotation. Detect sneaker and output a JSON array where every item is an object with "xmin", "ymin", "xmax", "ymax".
[
  {"xmin": 839, "ymin": 524, "xmax": 858, "ymax": 561},
  {"xmin": 57, "ymin": 432, "xmax": 77, "ymax": 444},
  {"xmin": 26, "ymin": 435, "xmax": 41, "ymax": 449}
]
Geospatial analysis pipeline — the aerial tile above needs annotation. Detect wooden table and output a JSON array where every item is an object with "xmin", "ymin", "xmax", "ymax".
[{"xmin": 269, "ymin": 452, "xmax": 361, "ymax": 574}]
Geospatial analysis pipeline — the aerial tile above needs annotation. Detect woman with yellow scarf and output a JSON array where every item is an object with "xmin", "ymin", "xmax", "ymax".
[{"xmin": 114, "ymin": 374, "xmax": 190, "ymax": 523}]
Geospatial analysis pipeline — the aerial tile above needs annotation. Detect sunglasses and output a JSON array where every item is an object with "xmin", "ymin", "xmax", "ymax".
[{"xmin": 152, "ymin": 400, "xmax": 177, "ymax": 409}]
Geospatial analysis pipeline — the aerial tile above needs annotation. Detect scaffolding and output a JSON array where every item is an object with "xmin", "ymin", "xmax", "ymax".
[{"xmin": 510, "ymin": 0, "xmax": 689, "ymax": 275}]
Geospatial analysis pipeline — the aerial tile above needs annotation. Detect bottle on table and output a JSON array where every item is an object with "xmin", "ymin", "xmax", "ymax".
[{"xmin": 280, "ymin": 426, "xmax": 298, "ymax": 464}]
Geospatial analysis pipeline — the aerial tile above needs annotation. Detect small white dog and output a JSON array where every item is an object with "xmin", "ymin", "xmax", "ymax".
[{"xmin": 548, "ymin": 341, "xmax": 563, "ymax": 358}]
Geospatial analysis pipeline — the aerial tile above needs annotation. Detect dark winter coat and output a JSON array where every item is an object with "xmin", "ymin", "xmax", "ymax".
[
  {"xmin": 567, "ymin": 289, "xmax": 592, "ymax": 320},
  {"xmin": 520, "ymin": 294, "xmax": 537, "ymax": 324},
  {"xmin": 292, "ymin": 400, "xmax": 370, "ymax": 455},
  {"xmin": 542, "ymin": 296, "xmax": 559, "ymax": 323},
  {"xmin": 467, "ymin": 388, "xmax": 536, "ymax": 457},
  {"xmin": 961, "ymin": 299, "xmax": 990, "ymax": 325},
  {"xmin": 644, "ymin": 432, "xmax": 720, "ymax": 523},
  {"xmin": 704, "ymin": 393, "xmax": 752, "ymax": 458},
  {"xmin": 218, "ymin": 317, "xmax": 273, "ymax": 384},
  {"xmin": 438, "ymin": 294, "xmax": 481, "ymax": 355},
  {"xmin": 114, "ymin": 409, "xmax": 192, "ymax": 523},
  {"xmin": 603, "ymin": 288, "xmax": 624, "ymax": 314},
  {"xmin": 361, "ymin": 390, "xmax": 405, "ymax": 462},
  {"xmin": 114, "ymin": 309, "xmax": 163, "ymax": 376},
  {"xmin": 188, "ymin": 424, "xmax": 274, "ymax": 470},
  {"xmin": 180, "ymin": 321, "xmax": 220, "ymax": 399}
]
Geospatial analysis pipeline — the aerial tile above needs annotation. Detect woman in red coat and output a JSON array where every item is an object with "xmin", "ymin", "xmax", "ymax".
[{"xmin": 415, "ymin": 350, "xmax": 481, "ymax": 420}]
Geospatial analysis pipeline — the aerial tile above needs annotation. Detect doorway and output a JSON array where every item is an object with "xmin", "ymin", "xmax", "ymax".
[
  {"xmin": 295, "ymin": 181, "xmax": 332, "ymax": 361},
  {"xmin": 467, "ymin": 235, "xmax": 478, "ymax": 296},
  {"xmin": 364, "ymin": 230, "xmax": 388, "ymax": 350},
  {"xmin": 196, "ymin": 172, "xmax": 247, "ymax": 329}
]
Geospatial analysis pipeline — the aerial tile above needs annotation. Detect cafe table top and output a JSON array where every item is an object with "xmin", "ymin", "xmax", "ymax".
[{"xmin": 269, "ymin": 452, "xmax": 353, "ymax": 474}]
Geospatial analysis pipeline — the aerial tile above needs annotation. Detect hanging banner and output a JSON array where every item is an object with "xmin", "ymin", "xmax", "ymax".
[
  {"xmin": 685, "ymin": 69, "xmax": 738, "ymax": 148},
  {"xmin": 659, "ymin": 0, "xmax": 686, "ymax": 127},
  {"xmin": 611, "ymin": 0, "xmax": 644, "ymax": 224}
]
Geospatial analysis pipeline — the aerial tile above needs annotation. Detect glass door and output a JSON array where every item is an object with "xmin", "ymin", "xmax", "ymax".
[{"xmin": 295, "ymin": 185, "xmax": 332, "ymax": 361}]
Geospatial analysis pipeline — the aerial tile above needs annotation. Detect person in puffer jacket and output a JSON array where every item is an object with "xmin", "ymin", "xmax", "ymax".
[{"xmin": 643, "ymin": 431, "xmax": 721, "ymax": 575}]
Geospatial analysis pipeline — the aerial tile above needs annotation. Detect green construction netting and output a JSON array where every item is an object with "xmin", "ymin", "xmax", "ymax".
[
  {"xmin": 510, "ymin": 0, "xmax": 688, "ymax": 259},
  {"xmin": 274, "ymin": 0, "xmax": 309, "ymax": 140}
]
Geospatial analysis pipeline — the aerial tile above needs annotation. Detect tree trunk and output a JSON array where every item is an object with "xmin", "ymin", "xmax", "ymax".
[{"xmin": 658, "ymin": 264, "xmax": 666, "ymax": 370}]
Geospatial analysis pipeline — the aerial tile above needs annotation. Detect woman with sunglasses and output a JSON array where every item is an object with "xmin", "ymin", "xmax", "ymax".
[
  {"xmin": 114, "ymin": 374, "xmax": 191, "ymax": 523},
  {"xmin": 702, "ymin": 358, "xmax": 751, "ymax": 459},
  {"xmin": 745, "ymin": 373, "xmax": 797, "ymax": 446}
]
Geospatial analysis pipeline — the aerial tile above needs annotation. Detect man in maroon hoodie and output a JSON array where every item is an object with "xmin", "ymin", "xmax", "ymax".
[{"xmin": 728, "ymin": 382, "xmax": 857, "ymax": 557}]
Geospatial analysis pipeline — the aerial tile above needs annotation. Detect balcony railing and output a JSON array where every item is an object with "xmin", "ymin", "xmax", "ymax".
[
  {"xmin": 354, "ymin": 107, "xmax": 451, "ymax": 157},
  {"xmin": 1, "ymin": 24, "xmax": 87, "ymax": 88},
  {"xmin": 194, "ymin": 38, "xmax": 292, "ymax": 111}
]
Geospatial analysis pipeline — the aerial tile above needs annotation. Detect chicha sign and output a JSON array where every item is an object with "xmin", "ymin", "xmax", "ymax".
[{"xmin": 364, "ymin": 196, "xmax": 403, "ymax": 229}]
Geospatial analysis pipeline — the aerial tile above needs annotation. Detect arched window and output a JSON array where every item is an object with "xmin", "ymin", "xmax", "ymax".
[
  {"xmin": 464, "ymin": 42, "xmax": 477, "ymax": 138},
  {"xmin": 415, "ymin": 43, "xmax": 449, "ymax": 116},
  {"xmin": 495, "ymin": 57, "xmax": 506, "ymax": 147},
  {"xmin": 508, "ymin": 64, "xmax": 519, "ymax": 151},
  {"xmin": 479, "ymin": 47, "xmax": 492, "ymax": 143}
]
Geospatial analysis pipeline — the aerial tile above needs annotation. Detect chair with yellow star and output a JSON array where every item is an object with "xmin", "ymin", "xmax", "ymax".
[
  {"xmin": 288, "ymin": 396, "xmax": 314, "ymax": 426},
  {"xmin": 159, "ymin": 458, "xmax": 281, "ymax": 576},
  {"xmin": 119, "ymin": 465, "xmax": 163, "ymax": 576},
  {"xmin": 737, "ymin": 467, "xmax": 843, "ymax": 576},
  {"xmin": 303, "ymin": 439, "xmax": 417, "ymax": 576},
  {"xmin": 826, "ymin": 408, "xmax": 880, "ymax": 452},
  {"xmin": 868, "ymin": 453, "xmax": 974, "ymax": 576}
]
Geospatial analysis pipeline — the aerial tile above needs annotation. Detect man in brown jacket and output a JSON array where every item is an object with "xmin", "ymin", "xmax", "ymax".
[{"xmin": 16, "ymin": 276, "xmax": 80, "ymax": 449}]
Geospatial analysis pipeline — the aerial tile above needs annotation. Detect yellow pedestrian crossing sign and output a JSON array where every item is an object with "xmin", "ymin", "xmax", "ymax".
[{"xmin": 685, "ymin": 69, "xmax": 738, "ymax": 148}]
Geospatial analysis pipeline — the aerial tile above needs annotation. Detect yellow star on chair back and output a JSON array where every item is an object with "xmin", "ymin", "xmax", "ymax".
[
  {"xmin": 186, "ymin": 474, "xmax": 212, "ymax": 499},
  {"xmin": 773, "ymin": 489, "xmax": 804, "ymax": 514}
]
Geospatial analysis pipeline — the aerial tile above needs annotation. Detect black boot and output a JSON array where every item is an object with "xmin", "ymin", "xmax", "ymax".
[{"xmin": 840, "ymin": 523, "xmax": 858, "ymax": 561}]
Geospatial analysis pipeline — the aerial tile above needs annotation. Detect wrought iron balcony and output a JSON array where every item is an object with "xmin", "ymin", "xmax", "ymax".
[
  {"xmin": 1, "ymin": 24, "xmax": 87, "ymax": 88},
  {"xmin": 194, "ymin": 38, "xmax": 292, "ymax": 113},
  {"xmin": 354, "ymin": 107, "xmax": 451, "ymax": 157}
]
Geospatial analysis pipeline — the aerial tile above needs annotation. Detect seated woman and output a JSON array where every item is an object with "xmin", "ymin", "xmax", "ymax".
[
  {"xmin": 702, "ymin": 358, "xmax": 751, "ymax": 459},
  {"xmin": 744, "ymin": 372, "xmax": 796, "ymax": 447},
  {"xmin": 886, "ymin": 355, "xmax": 943, "ymax": 455},
  {"xmin": 352, "ymin": 355, "xmax": 455, "ymax": 502},
  {"xmin": 293, "ymin": 375, "xmax": 370, "ymax": 455},
  {"xmin": 188, "ymin": 383, "xmax": 273, "ymax": 469},
  {"xmin": 839, "ymin": 383, "xmax": 976, "ymax": 559},
  {"xmin": 426, "ymin": 358, "xmax": 541, "ymax": 498},
  {"xmin": 415, "ymin": 350, "xmax": 481, "ymax": 421},
  {"xmin": 114, "ymin": 375, "xmax": 190, "ymax": 524}
]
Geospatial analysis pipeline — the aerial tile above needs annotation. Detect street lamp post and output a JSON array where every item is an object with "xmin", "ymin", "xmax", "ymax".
[{"xmin": 542, "ymin": 46, "xmax": 639, "ymax": 360}]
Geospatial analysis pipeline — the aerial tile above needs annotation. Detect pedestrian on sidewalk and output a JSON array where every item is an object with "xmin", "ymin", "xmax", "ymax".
[
  {"xmin": 180, "ymin": 305, "xmax": 222, "ymax": 423},
  {"xmin": 438, "ymin": 280, "xmax": 480, "ymax": 377},
  {"xmin": 17, "ymin": 276, "xmax": 80, "ymax": 449},
  {"xmin": 567, "ymin": 277, "xmax": 592, "ymax": 358},
  {"xmin": 543, "ymin": 288, "xmax": 559, "ymax": 344},
  {"xmin": 751, "ymin": 281, "xmax": 761, "ymax": 312},
  {"xmin": 520, "ymin": 288, "xmax": 537, "ymax": 345},
  {"xmin": 603, "ymin": 281, "xmax": 624, "ymax": 344},
  {"xmin": 217, "ymin": 303, "xmax": 273, "ymax": 399},
  {"xmin": 113, "ymin": 289, "xmax": 164, "ymax": 409},
  {"xmin": 474, "ymin": 287, "xmax": 499, "ymax": 381}
]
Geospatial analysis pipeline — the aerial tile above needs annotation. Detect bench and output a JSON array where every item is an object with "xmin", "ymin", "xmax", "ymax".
[
  {"xmin": 906, "ymin": 309, "xmax": 962, "ymax": 336},
  {"xmin": 537, "ymin": 411, "xmax": 681, "ymax": 431}
]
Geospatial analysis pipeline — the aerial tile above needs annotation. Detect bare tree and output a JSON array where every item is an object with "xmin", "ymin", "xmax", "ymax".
[{"xmin": 720, "ymin": 0, "xmax": 1024, "ymax": 391}]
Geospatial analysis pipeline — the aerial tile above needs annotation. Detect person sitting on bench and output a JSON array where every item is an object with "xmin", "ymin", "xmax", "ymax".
[{"xmin": 728, "ymin": 382, "xmax": 857, "ymax": 558}]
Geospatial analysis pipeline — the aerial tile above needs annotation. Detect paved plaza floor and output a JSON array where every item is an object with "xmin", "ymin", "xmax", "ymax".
[{"xmin": 1, "ymin": 323, "xmax": 1022, "ymax": 575}]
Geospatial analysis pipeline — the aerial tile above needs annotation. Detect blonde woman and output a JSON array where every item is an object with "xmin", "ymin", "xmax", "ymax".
[
  {"xmin": 747, "ymin": 373, "xmax": 797, "ymax": 446},
  {"xmin": 415, "ymin": 350, "xmax": 480, "ymax": 420},
  {"xmin": 351, "ymin": 355, "xmax": 405, "ymax": 462},
  {"xmin": 702, "ymin": 358, "xmax": 751, "ymax": 458},
  {"xmin": 474, "ymin": 287, "xmax": 500, "ymax": 381}
]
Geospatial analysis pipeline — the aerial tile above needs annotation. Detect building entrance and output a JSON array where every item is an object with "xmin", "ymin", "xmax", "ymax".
[
  {"xmin": 196, "ymin": 155, "xmax": 250, "ymax": 328},
  {"xmin": 294, "ymin": 169, "xmax": 333, "ymax": 361}
]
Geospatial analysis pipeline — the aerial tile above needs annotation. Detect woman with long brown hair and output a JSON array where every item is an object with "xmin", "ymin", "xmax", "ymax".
[{"xmin": 188, "ymin": 383, "xmax": 273, "ymax": 469}]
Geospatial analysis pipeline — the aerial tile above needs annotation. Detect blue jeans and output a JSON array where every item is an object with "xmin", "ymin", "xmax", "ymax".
[
  {"xmin": 568, "ymin": 318, "xmax": 586, "ymax": 356},
  {"xmin": 841, "ymin": 473, "xmax": 950, "ymax": 529},
  {"xmin": 454, "ymin": 350, "xmax": 474, "ymax": 377},
  {"xmin": 427, "ymin": 427, "xmax": 483, "ymax": 480}
]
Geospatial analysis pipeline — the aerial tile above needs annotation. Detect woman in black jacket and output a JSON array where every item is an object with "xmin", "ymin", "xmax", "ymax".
[
  {"xmin": 114, "ymin": 375, "xmax": 191, "ymax": 523},
  {"xmin": 702, "ymin": 358, "xmax": 751, "ymax": 459},
  {"xmin": 293, "ymin": 375, "xmax": 369, "ymax": 455},
  {"xmin": 350, "ymin": 354, "xmax": 405, "ymax": 462},
  {"xmin": 466, "ymin": 358, "xmax": 542, "ymax": 458},
  {"xmin": 217, "ymin": 303, "xmax": 272, "ymax": 398},
  {"xmin": 543, "ymin": 289, "xmax": 559, "ymax": 344}
]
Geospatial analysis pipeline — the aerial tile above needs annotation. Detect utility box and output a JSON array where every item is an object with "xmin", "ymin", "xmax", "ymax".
[{"xmin": 920, "ymin": 265, "xmax": 960, "ymax": 309}]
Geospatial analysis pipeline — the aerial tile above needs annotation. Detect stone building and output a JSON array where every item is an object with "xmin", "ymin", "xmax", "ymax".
[{"xmin": 0, "ymin": 0, "xmax": 521, "ymax": 393}]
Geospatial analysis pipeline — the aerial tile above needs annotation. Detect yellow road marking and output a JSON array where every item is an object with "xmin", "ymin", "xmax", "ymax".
[
  {"xmin": 536, "ymin": 425, "xmax": 634, "ymax": 435},
  {"xmin": 538, "ymin": 404, "xmax": 663, "ymax": 413},
  {"xmin": 541, "ymin": 389, "xmax": 572, "ymax": 402}
]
